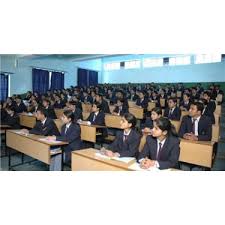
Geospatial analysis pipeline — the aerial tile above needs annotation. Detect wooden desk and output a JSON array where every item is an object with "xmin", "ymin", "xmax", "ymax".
[
  {"xmin": 54, "ymin": 109, "xmax": 64, "ymax": 119},
  {"xmin": 82, "ymin": 103, "xmax": 92, "ymax": 113},
  {"xmin": 129, "ymin": 107, "xmax": 144, "ymax": 119},
  {"xmin": 181, "ymin": 111, "xmax": 189, "ymax": 120},
  {"xmin": 6, "ymin": 130, "xmax": 68, "ymax": 170},
  {"xmin": 105, "ymin": 114, "xmax": 122, "ymax": 129},
  {"xmin": 109, "ymin": 105, "xmax": 115, "ymax": 114},
  {"xmin": 128, "ymin": 101, "xmax": 137, "ymax": 108},
  {"xmin": 177, "ymin": 91, "xmax": 182, "ymax": 98},
  {"xmin": 214, "ymin": 113, "xmax": 220, "ymax": 126},
  {"xmin": 54, "ymin": 119, "xmax": 63, "ymax": 132},
  {"xmin": 72, "ymin": 148, "xmax": 134, "ymax": 171},
  {"xmin": 179, "ymin": 139, "xmax": 215, "ymax": 168},
  {"xmin": 19, "ymin": 114, "xmax": 36, "ymax": 128},
  {"xmin": 170, "ymin": 120, "xmax": 181, "ymax": 133},
  {"xmin": 147, "ymin": 102, "xmax": 156, "ymax": 111},
  {"xmin": 212, "ymin": 125, "xmax": 220, "ymax": 142},
  {"xmin": 79, "ymin": 123, "xmax": 106, "ymax": 143},
  {"xmin": 215, "ymin": 105, "xmax": 221, "ymax": 115}
]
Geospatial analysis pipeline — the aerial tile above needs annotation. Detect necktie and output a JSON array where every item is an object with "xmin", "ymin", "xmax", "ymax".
[
  {"xmin": 65, "ymin": 126, "xmax": 68, "ymax": 134},
  {"xmin": 123, "ymin": 135, "xmax": 128, "ymax": 142},
  {"xmin": 156, "ymin": 142, "xmax": 162, "ymax": 160},
  {"xmin": 192, "ymin": 119, "xmax": 197, "ymax": 134},
  {"xmin": 169, "ymin": 109, "xmax": 173, "ymax": 117},
  {"xmin": 93, "ymin": 114, "xmax": 96, "ymax": 122}
]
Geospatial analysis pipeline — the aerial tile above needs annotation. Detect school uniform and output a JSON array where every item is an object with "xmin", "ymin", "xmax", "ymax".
[
  {"xmin": 14, "ymin": 102, "xmax": 27, "ymax": 113},
  {"xmin": 45, "ymin": 106, "xmax": 57, "ymax": 119},
  {"xmin": 138, "ymin": 135, "xmax": 180, "ymax": 169},
  {"xmin": 113, "ymin": 105, "xmax": 128, "ymax": 116},
  {"xmin": 100, "ymin": 100, "xmax": 110, "ymax": 114},
  {"xmin": 3, "ymin": 113, "xmax": 20, "ymax": 129},
  {"xmin": 178, "ymin": 115, "xmax": 212, "ymax": 141},
  {"xmin": 202, "ymin": 100, "xmax": 216, "ymax": 124},
  {"xmin": 54, "ymin": 101, "xmax": 65, "ymax": 109},
  {"xmin": 130, "ymin": 94, "xmax": 139, "ymax": 101},
  {"xmin": 87, "ymin": 111, "xmax": 105, "ymax": 126},
  {"xmin": 164, "ymin": 106, "xmax": 181, "ymax": 121},
  {"xmin": 81, "ymin": 95, "xmax": 93, "ymax": 104},
  {"xmin": 136, "ymin": 98, "xmax": 148, "ymax": 112},
  {"xmin": 72, "ymin": 107, "xmax": 83, "ymax": 122},
  {"xmin": 141, "ymin": 117, "xmax": 153, "ymax": 129},
  {"xmin": 179, "ymin": 101, "xmax": 191, "ymax": 111},
  {"xmin": 108, "ymin": 129, "xmax": 140, "ymax": 157},
  {"xmin": 50, "ymin": 122, "xmax": 83, "ymax": 171},
  {"xmin": 29, "ymin": 105, "xmax": 39, "ymax": 113},
  {"xmin": 30, "ymin": 118, "xmax": 60, "ymax": 136},
  {"xmin": 0, "ymin": 108, "xmax": 7, "ymax": 123}
]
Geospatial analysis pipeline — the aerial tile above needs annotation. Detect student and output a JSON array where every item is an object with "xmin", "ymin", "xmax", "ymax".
[
  {"xmin": 138, "ymin": 117, "xmax": 180, "ymax": 170},
  {"xmin": 42, "ymin": 99, "xmax": 57, "ymax": 119},
  {"xmin": 202, "ymin": 91, "xmax": 216, "ymax": 124},
  {"xmin": 141, "ymin": 107, "xmax": 162, "ymax": 133},
  {"xmin": 191, "ymin": 87, "xmax": 200, "ymax": 102},
  {"xmin": 14, "ymin": 95, "xmax": 27, "ymax": 113},
  {"xmin": 86, "ymin": 102, "xmax": 105, "ymax": 126},
  {"xmin": 180, "ymin": 93, "xmax": 191, "ymax": 111},
  {"xmin": 164, "ymin": 98, "xmax": 181, "ymax": 121},
  {"xmin": 113, "ymin": 99, "xmax": 128, "ymax": 116},
  {"xmin": 28, "ymin": 99, "xmax": 39, "ymax": 113},
  {"xmin": 101, "ymin": 113, "xmax": 140, "ymax": 158},
  {"xmin": 0, "ymin": 101, "xmax": 7, "ymax": 123},
  {"xmin": 47, "ymin": 110, "xmax": 82, "ymax": 170},
  {"xmin": 136, "ymin": 91, "xmax": 148, "ymax": 112},
  {"xmin": 67, "ymin": 101, "xmax": 83, "ymax": 122},
  {"xmin": 81, "ymin": 91, "xmax": 93, "ymax": 104},
  {"xmin": 54, "ymin": 95, "xmax": 65, "ymax": 109},
  {"xmin": 21, "ymin": 107, "xmax": 60, "ymax": 136},
  {"xmin": 178, "ymin": 102, "xmax": 212, "ymax": 141},
  {"xmin": 95, "ymin": 93, "xmax": 110, "ymax": 114},
  {"xmin": 3, "ymin": 106, "xmax": 20, "ymax": 129}
]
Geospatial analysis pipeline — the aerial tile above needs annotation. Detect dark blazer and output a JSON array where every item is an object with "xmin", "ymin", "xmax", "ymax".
[
  {"xmin": 203, "ymin": 100, "xmax": 216, "ymax": 124},
  {"xmin": 130, "ymin": 94, "xmax": 139, "ymax": 101},
  {"xmin": 178, "ymin": 115, "xmax": 212, "ymax": 141},
  {"xmin": 56, "ymin": 123, "xmax": 82, "ymax": 152},
  {"xmin": 87, "ymin": 111, "xmax": 105, "ymax": 126},
  {"xmin": 73, "ymin": 107, "xmax": 83, "ymax": 122},
  {"xmin": 45, "ymin": 106, "xmax": 57, "ymax": 119},
  {"xmin": 75, "ymin": 101, "xmax": 82, "ymax": 110},
  {"xmin": 108, "ymin": 129, "xmax": 140, "ymax": 157},
  {"xmin": 100, "ymin": 100, "xmax": 110, "ymax": 114},
  {"xmin": 141, "ymin": 117, "xmax": 153, "ymax": 129},
  {"xmin": 54, "ymin": 101, "xmax": 65, "ymax": 109},
  {"xmin": 3, "ymin": 113, "xmax": 20, "ymax": 129},
  {"xmin": 179, "ymin": 101, "xmax": 191, "ymax": 111},
  {"xmin": 14, "ymin": 102, "xmax": 27, "ymax": 113},
  {"xmin": 113, "ymin": 105, "xmax": 128, "ymax": 116},
  {"xmin": 138, "ymin": 135, "xmax": 180, "ymax": 169},
  {"xmin": 30, "ymin": 118, "xmax": 60, "ymax": 136},
  {"xmin": 81, "ymin": 95, "xmax": 93, "ymax": 104},
  {"xmin": 164, "ymin": 107, "xmax": 181, "ymax": 121},
  {"xmin": 1, "ymin": 109, "xmax": 7, "ymax": 122},
  {"xmin": 136, "ymin": 98, "xmax": 148, "ymax": 111}
]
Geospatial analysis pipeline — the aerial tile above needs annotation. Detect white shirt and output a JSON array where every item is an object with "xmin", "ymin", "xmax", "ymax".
[
  {"xmin": 41, "ymin": 118, "xmax": 47, "ymax": 126},
  {"xmin": 169, "ymin": 107, "xmax": 175, "ymax": 115},
  {"xmin": 192, "ymin": 116, "xmax": 201, "ymax": 136},
  {"xmin": 123, "ymin": 129, "xmax": 131, "ymax": 141},
  {"xmin": 65, "ymin": 122, "xmax": 71, "ymax": 134}
]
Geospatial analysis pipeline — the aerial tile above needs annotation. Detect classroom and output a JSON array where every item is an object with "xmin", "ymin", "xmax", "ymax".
[{"xmin": 1, "ymin": 54, "xmax": 225, "ymax": 171}]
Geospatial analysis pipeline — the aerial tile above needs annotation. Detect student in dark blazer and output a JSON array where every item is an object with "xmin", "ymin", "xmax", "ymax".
[
  {"xmin": 101, "ymin": 113, "xmax": 140, "ymax": 158},
  {"xmin": 14, "ymin": 95, "xmax": 27, "ymax": 113},
  {"xmin": 67, "ymin": 101, "xmax": 83, "ymax": 122},
  {"xmin": 138, "ymin": 117, "xmax": 180, "ymax": 170},
  {"xmin": 141, "ymin": 107, "xmax": 162, "ymax": 133},
  {"xmin": 178, "ymin": 102, "xmax": 212, "ymax": 141},
  {"xmin": 136, "ymin": 91, "xmax": 148, "ymax": 112},
  {"xmin": 21, "ymin": 107, "xmax": 60, "ymax": 136},
  {"xmin": 81, "ymin": 91, "xmax": 93, "ymax": 104},
  {"xmin": 113, "ymin": 99, "xmax": 129, "ymax": 116},
  {"xmin": 3, "ymin": 106, "xmax": 20, "ymax": 129},
  {"xmin": 42, "ymin": 99, "xmax": 57, "ymax": 119},
  {"xmin": 202, "ymin": 91, "xmax": 216, "ymax": 124},
  {"xmin": 28, "ymin": 99, "xmax": 39, "ymax": 113},
  {"xmin": 180, "ymin": 93, "xmax": 192, "ymax": 111},
  {"xmin": 87, "ymin": 102, "xmax": 105, "ymax": 126},
  {"xmin": 164, "ymin": 98, "xmax": 181, "ymax": 121},
  {"xmin": 95, "ymin": 94, "xmax": 110, "ymax": 114},
  {"xmin": 54, "ymin": 95, "xmax": 65, "ymax": 109},
  {"xmin": 47, "ymin": 110, "xmax": 82, "ymax": 170}
]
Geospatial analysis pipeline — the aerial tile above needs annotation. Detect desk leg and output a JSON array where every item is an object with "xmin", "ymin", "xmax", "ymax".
[{"xmin": 8, "ymin": 147, "xmax": 11, "ymax": 170}]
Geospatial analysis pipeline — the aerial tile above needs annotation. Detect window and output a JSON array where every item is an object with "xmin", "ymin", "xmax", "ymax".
[
  {"xmin": 124, "ymin": 60, "xmax": 141, "ymax": 69},
  {"xmin": 143, "ymin": 58, "xmax": 163, "ymax": 68},
  {"xmin": 195, "ymin": 54, "xmax": 221, "ymax": 64},
  {"xmin": 104, "ymin": 62, "xmax": 120, "ymax": 71},
  {"xmin": 169, "ymin": 56, "xmax": 191, "ymax": 66}
]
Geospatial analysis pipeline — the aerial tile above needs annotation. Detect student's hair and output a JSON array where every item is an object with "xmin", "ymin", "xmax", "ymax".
[
  {"xmin": 63, "ymin": 110, "xmax": 75, "ymax": 122},
  {"xmin": 43, "ymin": 99, "xmax": 50, "ymax": 105},
  {"xmin": 68, "ymin": 100, "xmax": 76, "ymax": 105},
  {"xmin": 16, "ymin": 95, "xmax": 22, "ymax": 100},
  {"xmin": 203, "ymin": 91, "xmax": 212, "ymax": 98},
  {"xmin": 154, "ymin": 117, "xmax": 178, "ymax": 137},
  {"xmin": 168, "ymin": 97, "xmax": 177, "ymax": 103},
  {"xmin": 93, "ymin": 102, "xmax": 102, "ymax": 110},
  {"xmin": 152, "ymin": 107, "xmax": 162, "ymax": 115},
  {"xmin": 191, "ymin": 101, "xmax": 204, "ymax": 113},
  {"xmin": 123, "ymin": 113, "xmax": 137, "ymax": 128},
  {"xmin": 37, "ymin": 107, "xmax": 48, "ymax": 117}
]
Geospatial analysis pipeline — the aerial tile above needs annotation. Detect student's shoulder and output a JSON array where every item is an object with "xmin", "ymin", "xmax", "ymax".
[
  {"xmin": 131, "ymin": 129, "xmax": 141, "ymax": 138},
  {"xmin": 146, "ymin": 135, "xmax": 156, "ymax": 143},
  {"xmin": 201, "ymin": 115, "xmax": 212, "ymax": 123},
  {"xmin": 182, "ymin": 115, "xmax": 191, "ymax": 121},
  {"xmin": 168, "ymin": 135, "xmax": 180, "ymax": 145}
]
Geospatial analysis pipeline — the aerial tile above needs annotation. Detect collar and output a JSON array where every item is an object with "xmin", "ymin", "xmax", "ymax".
[
  {"xmin": 157, "ymin": 138, "xmax": 166, "ymax": 146},
  {"xmin": 66, "ymin": 122, "xmax": 72, "ymax": 129},
  {"xmin": 192, "ymin": 116, "xmax": 201, "ymax": 122},
  {"xmin": 41, "ymin": 118, "xmax": 47, "ymax": 125},
  {"xmin": 123, "ymin": 129, "xmax": 132, "ymax": 136}
]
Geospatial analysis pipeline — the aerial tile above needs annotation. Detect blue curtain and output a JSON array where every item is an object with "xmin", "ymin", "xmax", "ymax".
[
  {"xmin": 89, "ymin": 70, "xmax": 98, "ymax": 86},
  {"xmin": 32, "ymin": 69, "xmax": 49, "ymax": 94},
  {"xmin": 50, "ymin": 72, "xmax": 64, "ymax": 90},
  {"xmin": 0, "ymin": 73, "xmax": 9, "ymax": 101},
  {"xmin": 77, "ymin": 68, "xmax": 98, "ymax": 87}
]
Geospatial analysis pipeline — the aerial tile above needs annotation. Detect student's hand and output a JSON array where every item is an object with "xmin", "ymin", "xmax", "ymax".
[
  {"xmin": 143, "ymin": 127, "xmax": 152, "ymax": 134},
  {"xmin": 104, "ymin": 150, "xmax": 114, "ymax": 157},
  {"xmin": 140, "ymin": 158, "xmax": 155, "ymax": 169},
  {"xmin": 47, "ymin": 136, "xmax": 56, "ymax": 141},
  {"xmin": 21, "ymin": 129, "xmax": 29, "ymax": 134},
  {"xmin": 188, "ymin": 133, "xmax": 198, "ymax": 141},
  {"xmin": 100, "ymin": 147, "xmax": 106, "ymax": 155},
  {"xmin": 183, "ymin": 133, "xmax": 192, "ymax": 140}
]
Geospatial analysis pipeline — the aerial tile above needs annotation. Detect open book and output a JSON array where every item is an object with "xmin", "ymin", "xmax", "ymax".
[
  {"xmin": 128, "ymin": 162, "xmax": 160, "ymax": 171},
  {"xmin": 39, "ymin": 138, "xmax": 63, "ymax": 144}
]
